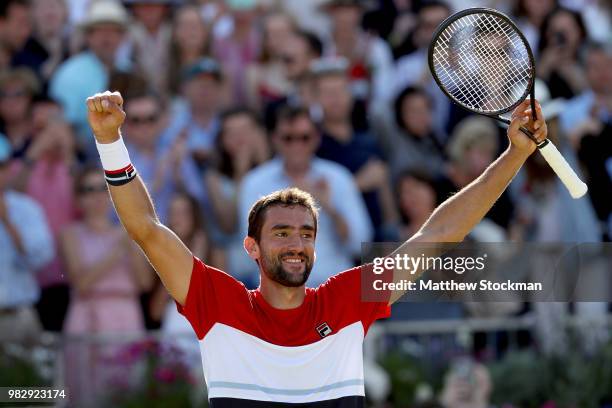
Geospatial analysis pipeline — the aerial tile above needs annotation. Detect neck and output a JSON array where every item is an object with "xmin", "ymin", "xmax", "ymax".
[
  {"xmin": 192, "ymin": 109, "xmax": 214, "ymax": 126},
  {"xmin": 260, "ymin": 278, "xmax": 306, "ymax": 309},
  {"xmin": 323, "ymin": 120, "xmax": 352, "ymax": 142},
  {"xmin": 283, "ymin": 159, "xmax": 310, "ymax": 179},
  {"xmin": 181, "ymin": 49, "xmax": 200, "ymax": 64},
  {"xmin": 5, "ymin": 121, "xmax": 29, "ymax": 140},
  {"xmin": 84, "ymin": 216, "xmax": 110, "ymax": 232}
]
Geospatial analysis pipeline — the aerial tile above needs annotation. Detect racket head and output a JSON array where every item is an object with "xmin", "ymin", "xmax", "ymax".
[{"xmin": 428, "ymin": 8, "xmax": 536, "ymax": 117}]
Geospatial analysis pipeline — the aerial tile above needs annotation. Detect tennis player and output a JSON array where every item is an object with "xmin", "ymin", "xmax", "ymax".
[{"xmin": 86, "ymin": 91, "xmax": 547, "ymax": 407}]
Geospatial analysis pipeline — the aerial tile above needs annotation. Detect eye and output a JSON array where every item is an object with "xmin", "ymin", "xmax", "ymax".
[
  {"xmin": 301, "ymin": 233, "xmax": 314, "ymax": 239},
  {"xmin": 274, "ymin": 232, "xmax": 288, "ymax": 238}
]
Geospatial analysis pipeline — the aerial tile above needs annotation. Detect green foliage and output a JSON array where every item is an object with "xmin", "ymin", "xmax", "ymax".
[
  {"xmin": 488, "ymin": 350, "xmax": 552, "ymax": 408},
  {"xmin": 379, "ymin": 350, "xmax": 443, "ymax": 406},
  {"xmin": 0, "ymin": 345, "xmax": 49, "ymax": 387},
  {"xmin": 488, "ymin": 338, "xmax": 612, "ymax": 408},
  {"xmin": 102, "ymin": 339, "xmax": 208, "ymax": 408}
]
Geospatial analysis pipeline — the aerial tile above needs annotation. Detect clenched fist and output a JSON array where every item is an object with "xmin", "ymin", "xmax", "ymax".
[{"xmin": 86, "ymin": 91, "xmax": 126, "ymax": 143}]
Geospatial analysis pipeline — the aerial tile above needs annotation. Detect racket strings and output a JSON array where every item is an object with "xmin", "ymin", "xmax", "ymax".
[{"xmin": 432, "ymin": 12, "xmax": 532, "ymax": 113}]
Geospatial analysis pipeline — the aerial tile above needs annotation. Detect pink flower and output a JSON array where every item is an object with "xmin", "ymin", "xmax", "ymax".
[{"xmin": 154, "ymin": 367, "xmax": 177, "ymax": 384}]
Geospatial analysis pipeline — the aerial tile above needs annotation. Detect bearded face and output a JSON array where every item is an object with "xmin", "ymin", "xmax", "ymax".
[
  {"xmin": 249, "ymin": 204, "xmax": 317, "ymax": 288},
  {"xmin": 259, "ymin": 247, "xmax": 314, "ymax": 287}
]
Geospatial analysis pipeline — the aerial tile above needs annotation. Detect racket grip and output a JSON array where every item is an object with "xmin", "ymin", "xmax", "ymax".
[{"xmin": 537, "ymin": 140, "xmax": 588, "ymax": 199}]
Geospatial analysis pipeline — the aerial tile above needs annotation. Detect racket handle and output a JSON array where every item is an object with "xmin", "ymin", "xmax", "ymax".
[{"xmin": 537, "ymin": 140, "xmax": 588, "ymax": 199}]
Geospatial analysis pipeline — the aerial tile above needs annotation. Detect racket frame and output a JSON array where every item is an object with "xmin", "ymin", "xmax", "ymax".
[{"xmin": 428, "ymin": 7, "xmax": 540, "ymax": 138}]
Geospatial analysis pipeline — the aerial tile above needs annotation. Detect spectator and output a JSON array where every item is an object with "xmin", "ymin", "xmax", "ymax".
[
  {"xmin": 160, "ymin": 192, "xmax": 211, "ymax": 374},
  {"xmin": 263, "ymin": 29, "xmax": 324, "ymax": 130},
  {"xmin": 311, "ymin": 58, "xmax": 398, "ymax": 239},
  {"xmin": 436, "ymin": 116, "xmax": 514, "ymax": 232},
  {"xmin": 385, "ymin": 0, "xmax": 418, "ymax": 57},
  {"xmin": 197, "ymin": 0, "xmax": 234, "ymax": 41},
  {"xmin": 574, "ymin": 0, "xmax": 611, "ymax": 44},
  {"xmin": 0, "ymin": 0, "xmax": 32, "ymax": 67},
  {"xmin": 394, "ymin": 169, "xmax": 438, "ymax": 241},
  {"xmin": 124, "ymin": 0, "xmax": 174, "ymax": 96},
  {"xmin": 122, "ymin": 92, "xmax": 205, "ymax": 222},
  {"xmin": 205, "ymin": 107, "xmax": 270, "ymax": 284},
  {"xmin": 537, "ymin": 7, "xmax": 588, "ymax": 100},
  {"xmin": 17, "ymin": 0, "xmax": 70, "ymax": 82},
  {"xmin": 322, "ymin": 0, "xmax": 394, "ymax": 103},
  {"xmin": 556, "ymin": 43, "xmax": 612, "ymax": 240},
  {"xmin": 560, "ymin": 42, "xmax": 612, "ymax": 138},
  {"xmin": 0, "ymin": 134, "xmax": 54, "ymax": 344},
  {"xmin": 0, "ymin": 68, "xmax": 40, "ymax": 159},
  {"xmin": 212, "ymin": 0, "xmax": 261, "ymax": 104},
  {"xmin": 510, "ymin": 86, "xmax": 602, "ymax": 354},
  {"xmin": 61, "ymin": 166, "xmax": 151, "ymax": 404},
  {"xmin": 393, "ymin": 1, "xmax": 450, "ymax": 79},
  {"xmin": 511, "ymin": 89, "xmax": 600, "ymax": 244},
  {"xmin": 13, "ymin": 102, "xmax": 77, "ymax": 331},
  {"xmin": 148, "ymin": 191, "xmax": 211, "ymax": 326},
  {"xmin": 166, "ymin": 4, "xmax": 212, "ymax": 96},
  {"xmin": 163, "ymin": 57, "xmax": 226, "ymax": 166},
  {"xmin": 49, "ymin": 0, "xmax": 130, "ymax": 158},
  {"xmin": 513, "ymin": 0, "xmax": 558, "ymax": 52},
  {"xmin": 440, "ymin": 358, "xmax": 493, "ymax": 408},
  {"xmin": 391, "ymin": 1, "xmax": 451, "ymax": 131},
  {"xmin": 245, "ymin": 11, "xmax": 295, "ymax": 110},
  {"xmin": 380, "ymin": 85, "xmax": 447, "ymax": 179},
  {"xmin": 237, "ymin": 105, "xmax": 372, "ymax": 287}
]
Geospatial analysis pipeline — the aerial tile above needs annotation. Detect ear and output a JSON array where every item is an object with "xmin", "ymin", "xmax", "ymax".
[{"xmin": 243, "ymin": 236, "xmax": 260, "ymax": 261}]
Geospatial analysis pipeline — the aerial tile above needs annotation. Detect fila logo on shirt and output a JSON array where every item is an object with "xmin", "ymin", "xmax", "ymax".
[{"xmin": 316, "ymin": 322, "xmax": 333, "ymax": 338}]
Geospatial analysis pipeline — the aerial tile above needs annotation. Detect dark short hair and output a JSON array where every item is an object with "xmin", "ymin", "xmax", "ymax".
[
  {"xmin": 293, "ymin": 30, "xmax": 323, "ymax": 58},
  {"xmin": 537, "ymin": 7, "xmax": 587, "ymax": 56},
  {"xmin": 416, "ymin": 0, "xmax": 451, "ymax": 14},
  {"xmin": 0, "ymin": 0, "xmax": 29, "ymax": 19},
  {"xmin": 272, "ymin": 104, "xmax": 312, "ymax": 132},
  {"xmin": 123, "ymin": 89, "xmax": 165, "ymax": 111},
  {"xmin": 215, "ymin": 106, "xmax": 262, "ymax": 177},
  {"xmin": 247, "ymin": 188, "xmax": 319, "ymax": 242},
  {"xmin": 219, "ymin": 106, "xmax": 262, "ymax": 131}
]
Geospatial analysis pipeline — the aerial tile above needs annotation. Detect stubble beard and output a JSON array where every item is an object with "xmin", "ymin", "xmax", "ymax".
[{"xmin": 260, "ymin": 251, "xmax": 313, "ymax": 288}]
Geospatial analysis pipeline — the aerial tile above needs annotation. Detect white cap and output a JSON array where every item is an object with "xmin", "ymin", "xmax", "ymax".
[{"xmin": 81, "ymin": 0, "xmax": 129, "ymax": 29}]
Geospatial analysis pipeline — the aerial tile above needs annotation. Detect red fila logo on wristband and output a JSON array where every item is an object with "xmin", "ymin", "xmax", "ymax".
[{"xmin": 105, "ymin": 164, "xmax": 137, "ymax": 186}]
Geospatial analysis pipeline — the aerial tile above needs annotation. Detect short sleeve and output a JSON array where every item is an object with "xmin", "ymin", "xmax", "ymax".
[
  {"xmin": 175, "ymin": 257, "xmax": 248, "ymax": 340},
  {"xmin": 319, "ymin": 266, "xmax": 391, "ymax": 334}
]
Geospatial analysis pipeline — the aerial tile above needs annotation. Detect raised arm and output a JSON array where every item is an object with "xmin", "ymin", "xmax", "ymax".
[
  {"xmin": 86, "ymin": 91, "xmax": 193, "ymax": 306},
  {"xmin": 388, "ymin": 100, "xmax": 548, "ymax": 304}
]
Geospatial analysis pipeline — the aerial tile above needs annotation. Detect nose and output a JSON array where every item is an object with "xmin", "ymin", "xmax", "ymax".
[{"xmin": 285, "ymin": 233, "xmax": 306, "ymax": 252}]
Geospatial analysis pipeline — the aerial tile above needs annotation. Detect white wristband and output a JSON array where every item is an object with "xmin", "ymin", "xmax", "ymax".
[{"xmin": 95, "ymin": 136, "xmax": 131, "ymax": 171}]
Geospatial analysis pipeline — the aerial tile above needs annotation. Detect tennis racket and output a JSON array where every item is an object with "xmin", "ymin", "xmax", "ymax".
[{"xmin": 428, "ymin": 8, "xmax": 588, "ymax": 199}]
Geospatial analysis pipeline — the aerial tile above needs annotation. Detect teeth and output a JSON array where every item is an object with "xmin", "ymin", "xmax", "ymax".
[{"xmin": 284, "ymin": 258, "xmax": 302, "ymax": 263}]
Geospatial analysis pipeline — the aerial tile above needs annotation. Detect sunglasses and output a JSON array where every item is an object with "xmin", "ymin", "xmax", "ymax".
[
  {"xmin": 0, "ymin": 89, "xmax": 28, "ymax": 99},
  {"xmin": 280, "ymin": 133, "xmax": 312, "ymax": 144},
  {"xmin": 280, "ymin": 55, "xmax": 296, "ymax": 65},
  {"xmin": 78, "ymin": 184, "xmax": 108, "ymax": 194},
  {"xmin": 128, "ymin": 114, "xmax": 158, "ymax": 125}
]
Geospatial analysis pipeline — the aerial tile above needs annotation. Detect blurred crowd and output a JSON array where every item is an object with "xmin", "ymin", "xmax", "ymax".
[{"xmin": 0, "ymin": 0, "xmax": 610, "ymax": 403}]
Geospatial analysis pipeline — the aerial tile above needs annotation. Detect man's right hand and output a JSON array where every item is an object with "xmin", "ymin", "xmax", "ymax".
[{"xmin": 86, "ymin": 91, "xmax": 126, "ymax": 143}]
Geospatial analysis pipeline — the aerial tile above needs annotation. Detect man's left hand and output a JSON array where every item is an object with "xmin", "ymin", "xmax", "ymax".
[{"xmin": 508, "ymin": 99, "xmax": 548, "ymax": 156}]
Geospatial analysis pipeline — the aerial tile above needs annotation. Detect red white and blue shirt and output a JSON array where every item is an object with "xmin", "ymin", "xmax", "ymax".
[{"xmin": 176, "ymin": 257, "xmax": 391, "ymax": 407}]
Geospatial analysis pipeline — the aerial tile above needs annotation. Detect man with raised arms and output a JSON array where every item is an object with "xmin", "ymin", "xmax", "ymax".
[{"xmin": 86, "ymin": 91, "xmax": 546, "ymax": 407}]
